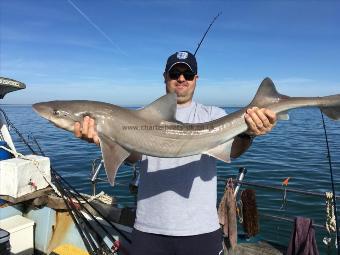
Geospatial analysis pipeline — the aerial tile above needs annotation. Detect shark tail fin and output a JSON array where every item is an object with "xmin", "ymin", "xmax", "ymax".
[
  {"xmin": 249, "ymin": 77, "xmax": 290, "ymax": 108},
  {"xmin": 321, "ymin": 106, "xmax": 340, "ymax": 120}
]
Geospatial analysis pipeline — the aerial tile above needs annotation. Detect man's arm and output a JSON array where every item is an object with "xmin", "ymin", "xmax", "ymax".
[
  {"xmin": 73, "ymin": 116, "xmax": 141, "ymax": 163},
  {"xmin": 230, "ymin": 107, "xmax": 277, "ymax": 159}
]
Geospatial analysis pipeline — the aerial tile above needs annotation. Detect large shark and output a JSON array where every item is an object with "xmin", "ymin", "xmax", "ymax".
[{"xmin": 33, "ymin": 78, "xmax": 340, "ymax": 185}]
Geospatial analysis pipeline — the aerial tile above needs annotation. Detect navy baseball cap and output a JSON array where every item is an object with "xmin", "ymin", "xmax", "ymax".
[{"xmin": 165, "ymin": 51, "xmax": 197, "ymax": 74}]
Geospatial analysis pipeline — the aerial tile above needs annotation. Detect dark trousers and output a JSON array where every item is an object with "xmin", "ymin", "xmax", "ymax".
[
  {"xmin": 0, "ymin": 241, "xmax": 10, "ymax": 255},
  {"xmin": 130, "ymin": 228, "xmax": 223, "ymax": 255}
]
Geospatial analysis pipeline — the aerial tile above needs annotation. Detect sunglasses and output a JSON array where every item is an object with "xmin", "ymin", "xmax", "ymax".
[{"xmin": 168, "ymin": 70, "xmax": 196, "ymax": 81}]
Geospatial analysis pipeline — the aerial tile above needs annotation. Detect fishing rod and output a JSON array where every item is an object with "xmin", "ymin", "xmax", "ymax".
[
  {"xmin": 52, "ymin": 173, "xmax": 99, "ymax": 255},
  {"xmin": 320, "ymin": 111, "xmax": 340, "ymax": 253},
  {"xmin": 0, "ymin": 107, "xmax": 106, "ymax": 253},
  {"xmin": 22, "ymin": 125, "xmax": 132, "ymax": 245},
  {"xmin": 54, "ymin": 170, "xmax": 132, "ymax": 244},
  {"xmin": 52, "ymin": 171, "xmax": 118, "ymax": 254},
  {"xmin": 1, "ymin": 112, "xmax": 130, "ymax": 254},
  {"xmin": 193, "ymin": 12, "xmax": 222, "ymax": 56}
]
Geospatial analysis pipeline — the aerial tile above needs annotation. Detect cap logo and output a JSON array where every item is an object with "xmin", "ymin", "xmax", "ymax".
[{"xmin": 177, "ymin": 51, "xmax": 188, "ymax": 60}]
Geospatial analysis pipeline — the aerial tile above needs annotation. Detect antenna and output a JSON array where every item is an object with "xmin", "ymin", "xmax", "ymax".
[{"xmin": 194, "ymin": 12, "xmax": 222, "ymax": 56}]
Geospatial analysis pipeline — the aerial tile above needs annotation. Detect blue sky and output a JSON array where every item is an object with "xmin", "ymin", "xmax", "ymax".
[{"xmin": 1, "ymin": 0, "xmax": 339, "ymax": 106}]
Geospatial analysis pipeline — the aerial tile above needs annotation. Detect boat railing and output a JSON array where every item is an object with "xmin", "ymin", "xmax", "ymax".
[
  {"xmin": 231, "ymin": 168, "xmax": 340, "ymax": 232},
  {"xmin": 234, "ymin": 180, "xmax": 340, "ymax": 200},
  {"xmin": 91, "ymin": 158, "xmax": 140, "ymax": 196},
  {"xmin": 90, "ymin": 158, "xmax": 339, "ymax": 234}
]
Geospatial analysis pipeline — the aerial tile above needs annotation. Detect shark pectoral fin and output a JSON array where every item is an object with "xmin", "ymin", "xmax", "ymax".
[
  {"xmin": 277, "ymin": 111, "xmax": 289, "ymax": 120},
  {"xmin": 99, "ymin": 135, "xmax": 130, "ymax": 186},
  {"xmin": 136, "ymin": 93, "xmax": 178, "ymax": 122},
  {"xmin": 321, "ymin": 106, "xmax": 340, "ymax": 120},
  {"xmin": 204, "ymin": 141, "xmax": 233, "ymax": 163}
]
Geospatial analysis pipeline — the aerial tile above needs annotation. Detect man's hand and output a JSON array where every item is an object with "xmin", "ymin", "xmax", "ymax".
[
  {"xmin": 74, "ymin": 116, "xmax": 100, "ymax": 145},
  {"xmin": 73, "ymin": 116, "xmax": 141, "ymax": 163},
  {"xmin": 244, "ymin": 107, "xmax": 277, "ymax": 136}
]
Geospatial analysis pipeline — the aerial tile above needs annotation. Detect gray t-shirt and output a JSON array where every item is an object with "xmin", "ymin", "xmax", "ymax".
[{"xmin": 134, "ymin": 101, "xmax": 233, "ymax": 236}]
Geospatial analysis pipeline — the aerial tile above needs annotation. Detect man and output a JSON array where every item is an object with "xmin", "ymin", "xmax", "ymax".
[{"xmin": 74, "ymin": 51, "xmax": 276, "ymax": 255}]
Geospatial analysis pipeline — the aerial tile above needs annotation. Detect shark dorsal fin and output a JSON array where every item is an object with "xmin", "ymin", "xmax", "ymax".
[
  {"xmin": 136, "ymin": 93, "xmax": 178, "ymax": 121},
  {"xmin": 249, "ymin": 77, "xmax": 290, "ymax": 108}
]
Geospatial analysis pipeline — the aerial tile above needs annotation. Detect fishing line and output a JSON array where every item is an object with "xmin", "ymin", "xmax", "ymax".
[
  {"xmin": 193, "ymin": 12, "xmax": 222, "ymax": 56},
  {"xmin": 320, "ymin": 110, "xmax": 340, "ymax": 253},
  {"xmin": 0, "ymin": 108, "xmax": 36, "ymax": 153}
]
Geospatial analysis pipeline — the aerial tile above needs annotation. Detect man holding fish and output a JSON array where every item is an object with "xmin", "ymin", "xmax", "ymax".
[{"xmin": 74, "ymin": 51, "xmax": 277, "ymax": 255}]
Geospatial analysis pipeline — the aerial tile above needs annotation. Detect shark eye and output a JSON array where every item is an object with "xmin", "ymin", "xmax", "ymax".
[{"xmin": 52, "ymin": 110, "xmax": 60, "ymax": 116}]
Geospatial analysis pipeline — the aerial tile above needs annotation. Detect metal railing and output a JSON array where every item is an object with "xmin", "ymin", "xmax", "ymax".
[
  {"xmin": 90, "ymin": 158, "xmax": 139, "ymax": 196},
  {"xmin": 231, "ymin": 167, "xmax": 340, "ymax": 232}
]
